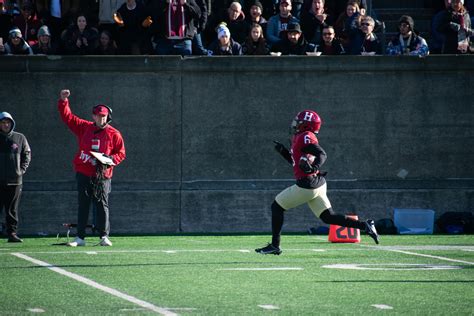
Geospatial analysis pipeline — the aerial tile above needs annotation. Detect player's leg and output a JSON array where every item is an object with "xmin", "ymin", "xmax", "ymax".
[
  {"xmin": 256, "ymin": 184, "xmax": 315, "ymax": 255},
  {"xmin": 308, "ymin": 184, "xmax": 379, "ymax": 244}
]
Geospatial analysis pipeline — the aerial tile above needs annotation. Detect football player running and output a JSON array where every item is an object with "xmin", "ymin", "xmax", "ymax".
[{"xmin": 255, "ymin": 110, "xmax": 379, "ymax": 255}]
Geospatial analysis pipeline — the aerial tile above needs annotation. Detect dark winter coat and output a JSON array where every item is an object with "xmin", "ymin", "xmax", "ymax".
[{"xmin": 0, "ymin": 112, "xmax": 31, "ymax": 185}]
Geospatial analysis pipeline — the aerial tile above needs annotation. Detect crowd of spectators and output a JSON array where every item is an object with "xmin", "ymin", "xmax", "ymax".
[{"xmin": 0, "ymin": 0, "xmax": 472, "ymax": 56}]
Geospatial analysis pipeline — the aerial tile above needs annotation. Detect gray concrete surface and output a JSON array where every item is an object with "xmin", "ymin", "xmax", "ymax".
[{"xmin": 0, "ymin": 55, "xmax": 473, "ymax": 236}]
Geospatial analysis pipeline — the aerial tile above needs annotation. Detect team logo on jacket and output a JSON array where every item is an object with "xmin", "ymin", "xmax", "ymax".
[
  {"xmin": 11, "ymin": 143, "xmax": 18, "ymax": 151},
  {"xmin": 79, "ymin": 150, "xmax": 97, "ymax": 166}
]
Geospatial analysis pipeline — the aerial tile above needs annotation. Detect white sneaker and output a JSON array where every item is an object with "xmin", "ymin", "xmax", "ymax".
[
  {"xmin": 99, "ymin": 236, "xmax": 112, "ymax": 246},
  {"xmin": 67, "ymin": 237, "xmax": 85, "ymax": 247}
]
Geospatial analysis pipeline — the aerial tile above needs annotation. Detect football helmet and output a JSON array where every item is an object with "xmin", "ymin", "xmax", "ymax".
[{"xmin": 290, "ymin": 110, "xmax": 322, "ymax": 134}]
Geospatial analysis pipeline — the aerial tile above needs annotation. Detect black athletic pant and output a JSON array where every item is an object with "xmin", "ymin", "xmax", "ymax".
[
  {"xmin": 0, "ymin": 185, "xmax": 22, "ymax": 236},
  {"xmin": 76, "ymin": 173, "xmax": 111, "ymax": 239}
]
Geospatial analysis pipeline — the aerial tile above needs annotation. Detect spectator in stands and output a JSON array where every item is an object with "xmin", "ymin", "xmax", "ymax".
[
  {"xmin": 328, "ymin": 0, "xmax": 366, "ymax": 20},
  {"xmin": 80, "ymin": 0, "xmax": 100, "ymax": 29},
  {"xmin": 192, "ymin": 0, "xmax": 208, "ymax": 55},
  {"xmin": 438, "ymin": 0, "xmax": 472, "ymax": 54},
  {"xmin": 246, "ymin": 0, "xmax": 267, "ymax": 34},
  {"xmin": 62, "ymin": 14, "xmax": 99, "ymax": 55},
  {"xmin": 208, "ymin": 22, "xmax": 242, "ymax": 55},
  {"xmin": 261, "ymin": 0, "xmax": 279, "ymax": 20},
  {"xmin": 36, "ymin": 0, "xmax": 80, "ymax": 44},
  {"xmin": 431, "ymin": 0, "xmax": 451, "ymax": 54},
  {"xmin": 0, "ymin": 1, "xmax": 20, "ymax": 41},
  {"xmin": 349, "ymin": 15, "xmax": 381, "ymax": 55},
  {"xmin": 12, "ymin": 2, "xmax": 41, "ymax": 47},
  {"xmin": 98, "ymin": 0, "xmax": 125, "ymax": 41},
  {"xmin": 0, "ymin": 112, "xmax": 31, "ymax": 243},
  {"xmin": 202, "ymin": 0, "xmax": 226, "ymax": 46},
  {"xmin": 242, "ymin": 23, "xmax": 270, "ymax": 54},
  {"xmin": 300, "ymin": 0, "xmax": 332, "ymax": 45},
  {"xmin": 291, "ymin": 0, "xmax": 304, "ymax": 20},
  {"xmin": 218, "ymin": 2, "xmax": 248, "ymax": 44},
  {"xmin": 316, "ymin": 25, "xmax": 345, "ymax": 55},
  {"xmin": 95, "ymin": 29, "xmax": 117, "ymax": 54},
  {"xmin": 266, "ymin": 0, "xmax": 299, "ymax": 48},
  {"xmin": 271, "ymin": 21, "xmax": 316, "ymax": 54},
  {"xmin": 0, "ymin": 27, "xmax": 33, "ymax": 54},
  {"xmin": 32, "ymin": 25, "xmax": 57, "ymax": 54},
  {"xmin": 145, "ymin": 0, "xmax": 201, "ymax": 56},
  {"xmin": 114, "ymin": 0, "xmax": 147, "ymax": 55},
  {"xmin": 386, "ymin": 15, "xmax": 429, "ymax": 57},
  {"xmin": 334, "ymin": 0, "xmax": 361, "ymax": 51}
]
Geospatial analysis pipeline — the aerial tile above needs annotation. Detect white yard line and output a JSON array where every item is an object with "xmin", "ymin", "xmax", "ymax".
[
  {"xmin": 10, "ymin": 253, "xmax": 178, "ymax": 316},
  {"xmin": 317, "ymin": 235, "xmax": 474, "ymax": 265},
  {"xmin": 381, "ymin": 249, "xmax": 474, "ymax": 265},
  {"xmin": 258, "ymin": 305, "xmax": 280, "ymax": 310},
  {"xmin": 27, "ymin": 308, "xmax": 45, "ymax": 313},
  {"xmin": 371, "ymin": 304, "xmax": 393, "ymax": 310}
]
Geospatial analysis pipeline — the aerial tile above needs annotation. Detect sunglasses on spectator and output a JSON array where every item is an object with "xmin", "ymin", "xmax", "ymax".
[
  {"xmin": 323, "ymin": 32, "xmax": 334, "ymax": 35},
  {"xmin": 399, "ymin": 23, "xmax": 410, "ymax": 28},
  {"xmin": 361, "ymin": 22, "xmax": 372, "ymax": 26}
]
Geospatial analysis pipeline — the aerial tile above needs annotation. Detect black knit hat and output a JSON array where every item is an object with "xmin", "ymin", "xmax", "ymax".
[
  {"xmin": 249, "ymin": 0, "xmax": 263, "ymax": 11},
  {"xmin": 399, "ymin": 15, "xmax": 414, "ymax": 31}
]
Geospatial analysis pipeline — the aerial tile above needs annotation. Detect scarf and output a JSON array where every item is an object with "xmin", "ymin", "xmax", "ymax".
[
  {"xmin": 167, "ymin": 0, "xmax": 185, "ymax": 39},
  {"xmin": 399, "ymin": 33, "xmax": 412, "ymax": 55}
]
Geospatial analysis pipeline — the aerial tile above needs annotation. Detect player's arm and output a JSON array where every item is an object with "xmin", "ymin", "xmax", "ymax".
[
  {"xmin": 301, "ymin": 143, "xmax": 327, "ymax": 172},
  {"xmin": 273, "ymin": 141, "xmax": 292, "ymax": 164}
]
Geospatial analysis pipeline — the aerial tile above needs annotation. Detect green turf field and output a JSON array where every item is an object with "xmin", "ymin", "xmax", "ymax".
[{"xmin": 1, "ymin": 234, "xmax": 473, "ymax": 315}]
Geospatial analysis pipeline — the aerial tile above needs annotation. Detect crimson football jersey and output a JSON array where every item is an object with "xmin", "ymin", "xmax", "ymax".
[{"xmin": 290, "ymin": 131, "xmax": 319, "ymax": 180}]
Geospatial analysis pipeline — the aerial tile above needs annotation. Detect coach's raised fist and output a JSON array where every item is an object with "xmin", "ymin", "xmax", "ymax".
[{"xmin": 60, "ymin": 89, "xmax": 70, "ymax": 100}]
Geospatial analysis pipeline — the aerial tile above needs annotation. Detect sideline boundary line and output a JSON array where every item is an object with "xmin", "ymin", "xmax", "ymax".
[
  {"xmin": 381, "ymin": 249, "xmax": 474, "ymax": 265},
  {"xmin": 315, "ymin": 236, "xmax": 474, "ymax": 265},
  {"xmin": 10, "ymin": 253, "xmax": 178, "ymax": 316}
]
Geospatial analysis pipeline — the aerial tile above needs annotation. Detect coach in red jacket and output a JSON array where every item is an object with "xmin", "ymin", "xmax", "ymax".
[{"xmin": 58, "ymin": 89, "xmax": 126, "ymax": 247}]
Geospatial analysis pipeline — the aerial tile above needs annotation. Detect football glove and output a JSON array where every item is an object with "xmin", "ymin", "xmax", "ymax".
[
  {"xmin": 273, "ymin": 141, "xmax": 292, "ymax": 164},
  {"xmin": 299, "ymin": 156, "xmax": 316, "ymax": 174}
]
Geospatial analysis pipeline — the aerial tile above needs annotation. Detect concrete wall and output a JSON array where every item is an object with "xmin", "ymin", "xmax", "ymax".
[{"xmin": 1, "ymin": 55, "xmax": 473, "ymax": 235}]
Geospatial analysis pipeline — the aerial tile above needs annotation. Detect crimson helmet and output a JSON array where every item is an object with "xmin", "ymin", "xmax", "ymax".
[{"xmin": 290, "ymin": 110, "xmax": 322, "ymax": 134}]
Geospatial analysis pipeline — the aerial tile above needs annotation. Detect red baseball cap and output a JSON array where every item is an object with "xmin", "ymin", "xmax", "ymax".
[{"xmin": 93, "ymin": 105, "xmax": 109, "ymax": 116}]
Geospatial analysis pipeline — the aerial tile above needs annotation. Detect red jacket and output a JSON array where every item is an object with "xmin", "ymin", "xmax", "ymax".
[{"xmin": 58, "ymin": 99, "xmax": 126, "ymax": 178}]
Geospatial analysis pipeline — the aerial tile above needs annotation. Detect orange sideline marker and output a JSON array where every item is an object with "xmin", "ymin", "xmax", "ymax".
[{"xmin": 328, "ymin": 215, "xmax": 361, "ymax": 243}]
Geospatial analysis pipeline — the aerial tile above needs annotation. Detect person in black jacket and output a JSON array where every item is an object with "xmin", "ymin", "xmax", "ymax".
[
  {"xmin": 316, "ymin": 25, "xmax": 345, "ymax": 55},
  {"xmin": 0, "ymin": 112, "xmax": 31, "ymax": 243},
  {"xmin": 271, "ymin": 22, "xmax": 316, "ymax": 55}
]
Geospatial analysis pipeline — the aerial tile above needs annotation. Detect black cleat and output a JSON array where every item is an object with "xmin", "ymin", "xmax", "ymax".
[
  {"xmin": 8, "ymin": 233, "xmax": 23, "ymax": 243},
  {"xmin": 255, "ymin": 243, "xmax": 282, "ymax": 255},
  {"xmin": 365, "ymin": 220, "xmax": 379, "ymax": 244}
]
